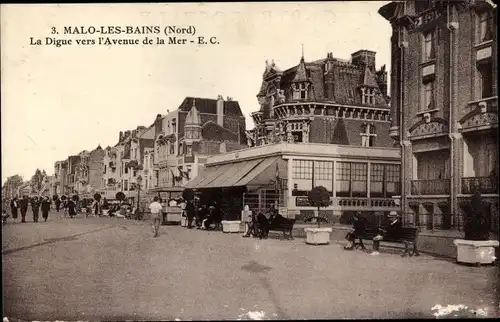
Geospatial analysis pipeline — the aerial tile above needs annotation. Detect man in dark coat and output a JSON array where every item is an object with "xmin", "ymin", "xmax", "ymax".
[
  {"xmin": 10, "ymin": 197, "xmax": 19, "ymax": 221},
  {"xmin": 186, "ymin": 201, "xmax": 195, "ymax": 229},
  {"xmin": 31, "ymin": 196, "xmax": 41, "ymax": 223},
  {"xmin": 41, "ymin": 197, "xmax": 51, "ymax": 222},
  {"xmin": 344, "ymin": 212, "xmax": 367, "ymax": 250},
  {"xmin": 20, "ymin": 196, "xmax": 29, "ymax": 223},
  {"xmin": 68, "ymin": 199, "xmax": 77, "ymax": 218}
]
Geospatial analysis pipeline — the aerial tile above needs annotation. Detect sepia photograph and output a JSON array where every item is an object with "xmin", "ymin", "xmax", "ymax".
[{"xmin": 1, "ymin": 1, "xmax": 499, "ymax": 320}]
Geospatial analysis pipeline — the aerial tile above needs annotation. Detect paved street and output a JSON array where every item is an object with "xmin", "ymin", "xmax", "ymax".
[{"xmin": 2, "ymin": 212, "xmax": 499, "ymax": 320}]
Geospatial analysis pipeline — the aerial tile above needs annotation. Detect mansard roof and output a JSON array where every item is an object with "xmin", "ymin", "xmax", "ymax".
[
  {"xmin": 178, "ymin": 97, "xmax": 243, "ymax": 116},
  {"xmin": 257, "ymin": 52, "xmax": 389, "ymax": 108}
]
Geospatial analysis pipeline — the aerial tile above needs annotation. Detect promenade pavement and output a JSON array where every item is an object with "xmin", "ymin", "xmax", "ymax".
[{"xmin": 2, "ymin": 212, "xmax": 498, "ymax": 320}]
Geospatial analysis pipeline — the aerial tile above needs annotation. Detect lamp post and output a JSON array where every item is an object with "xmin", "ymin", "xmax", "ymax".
[{"xmin": 136, "ymin": 175, "xmax": 142, "ymax": 220}]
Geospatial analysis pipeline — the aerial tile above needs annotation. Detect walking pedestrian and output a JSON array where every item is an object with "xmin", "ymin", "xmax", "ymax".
[
  {"xmin": 41, "ymin": 196, "xmax": 51, "ymax": 222},
  {"xmin": 55, "ymin": 198, "xmax": 61, "ymax": 212},
  {"xmin": 20, "ymin": 196, "xmax": 29, "ymax": 223},
  {"xmin": 10, "ymin": 197, "xmax": 19, "ymax": 222},
  {"xmin": 31, "ymin": 196, "xmax": 41, "ymax": 223},
  {"xmin": 149, "ymin": 196, "xmax": 163, "ymax": 237}
]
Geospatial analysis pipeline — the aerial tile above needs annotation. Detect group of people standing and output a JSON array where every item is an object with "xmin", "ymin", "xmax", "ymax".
[{"xmin": 8, "ymin": 196, "xmax": 52, "ymax": 223}]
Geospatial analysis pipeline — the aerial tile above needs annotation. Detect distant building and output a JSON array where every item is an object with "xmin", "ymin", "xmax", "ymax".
[
  {"xmin": 99, "ymin": 125, "xmax": 155, "ymax": 202},
  {"xmin": 379, "ymin": 0, "xmax": 498, "ymax": 235},
  {"xmin": 151, "ymin": 96, "xmax": 246, "ymax": 197}
]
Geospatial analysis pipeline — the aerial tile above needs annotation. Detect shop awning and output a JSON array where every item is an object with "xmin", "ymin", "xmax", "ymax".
[
  {"xmin": 234, "ymin": 156, "xmax": 282, "ymax": 188},
  {"xmin": 185, "ymin": 156, "xmax": 285, "ymax": 190},
  {"xmin": 204, "ymin": 158, "xmax": 262, "ymax": 188},
  {"xmin": 149, "ymin": 186, "xmax": 185, "ymax": 193},
  {"xmin": 184, "ymin": 164, "xmax": 229, "ymax": 189}
]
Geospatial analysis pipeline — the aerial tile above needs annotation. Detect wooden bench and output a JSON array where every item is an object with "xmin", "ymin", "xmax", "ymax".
[
  {"xmin": 353, "ymin": 227, "xmax": 420, "ymax": 257},
  {"xmin": 267, "ymin": 216, "xmax": 295, "ymax": 240}
]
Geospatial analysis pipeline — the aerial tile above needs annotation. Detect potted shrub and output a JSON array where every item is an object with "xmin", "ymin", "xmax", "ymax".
[
  {"xmin": 454, "ymin": 190, "xmax": 499, "ymax": 265},
  {"xmin": 304, "ymin": 186, "xmax": 332, "ymax": 245},
  {"xmin": 115, "ymin": 191, "xmax": 125, "ymax": 205}
]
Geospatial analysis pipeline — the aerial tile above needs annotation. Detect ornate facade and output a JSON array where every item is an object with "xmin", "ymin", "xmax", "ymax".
[
  {"xmin": 246, "ymin": 50, "xmax": 392, "ymax": 149},
  {"xmin": 379, "ymin": 0, "xmax": 498, "ymax": 234},
  {"xmin": 152, "ymin": 96, "xmax": 246, "ymax": 192}
]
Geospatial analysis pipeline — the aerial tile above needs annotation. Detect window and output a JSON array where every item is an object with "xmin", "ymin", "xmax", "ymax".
[
  {"xmin": 292, "ymin": 160, "xmax": 313, "ymax": 180},
  {"xmin": 478, "ymin": 11, "xmax": 493, "ymax": 43},
  {"xmin": 335, "ymin": 162, "xmax": 351, "ymax": 197},
  {"xmin": 292, "ymin": 83, "xmax": 308, "ymax": 100},
  {"xmin": 423, "ymin": 80, "xmax": 435, "ymax": 111},
  {"xmin": 169, "ymin": 143, "xmax": 175, "ymax": 155},
  {"xmin": 478, "ymin": 61, "xmax": 493, "ymax": 98},
  {"xmin": 172, "ymin": 119, "xmax": 177, "ymax": 134},
  {"xmin": 386, "ymin": 164, "xmax": 400, "ymax": 182},
  {"xmin": 351, "ymin": 163, "xmax": 367, "ymax": 197},
  {"xmin": 314, "ymin": 161, "xmax": 333, "ymax": 180},
  {"xmin": 362, "ymin": 88, "xmax": 375, "ymax": 105},
  {"xmin": 361, "ymin": 124, "xmax": 377, "ymax": 147},
  {"xmin": 300, "ymin": 83, "xmax": 307, "ymax": 99},
  {"xmin": 125, "ymin": 167, "xmax": 128, "ymax": 174},
  {"xmin": 133, "ymin": 170, "xmax": 137, "ymax": 177},
  {"xmin": 124, "ymin": 180, "xmax": 128, "ymax": 191},
  {"xmin": 103, "ymin": 165, "xmax": 107, "ymax": 174},
  {"xmin": 187, "ymin": 145, "xmax": 192, "ymax": 155},
  {"xmin": 423, "ymin": 31, "xmax": 435, "ymax": 61}
]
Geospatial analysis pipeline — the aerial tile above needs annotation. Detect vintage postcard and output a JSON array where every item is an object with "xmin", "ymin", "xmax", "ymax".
[{"xmin": 1, "ymin": 1, "xmax": 499, "ymax": 320}]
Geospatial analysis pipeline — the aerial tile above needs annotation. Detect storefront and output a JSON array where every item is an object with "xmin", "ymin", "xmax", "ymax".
[{"xmin": 185, "ymin": 142, "xmax": 401, "ymax": 222}]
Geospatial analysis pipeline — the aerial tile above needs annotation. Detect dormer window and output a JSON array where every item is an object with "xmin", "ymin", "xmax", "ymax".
[
  {"xmin": 292, "ymin": 83, "xmax": 308, "ymax": 100},
  {"xmin": 361, "ymin": 123, "xmax": 377, "ymax": 147},
  {"xmin": 361, "ymin": 87, "xmax": 375, "ymax": 105}
]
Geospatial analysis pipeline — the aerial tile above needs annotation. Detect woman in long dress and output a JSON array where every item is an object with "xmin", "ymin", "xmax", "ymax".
[
  {"xmin": 41, "ymin": 197, "xmax": 51, "ymax": 222},
  {"xmin": 10, "ymin": 197, "xmax": 19, "ymax": 221}
]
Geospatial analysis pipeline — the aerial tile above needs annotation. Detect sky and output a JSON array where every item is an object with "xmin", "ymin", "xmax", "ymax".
[{"xmin": 1, "ymin": 1, "xmax": 392, "ymax": 184}]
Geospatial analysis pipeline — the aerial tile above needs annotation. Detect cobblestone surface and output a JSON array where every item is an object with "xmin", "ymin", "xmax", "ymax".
[{"xmin": 2, "ymin": 212, "xmax": 499, "ymax": 320}]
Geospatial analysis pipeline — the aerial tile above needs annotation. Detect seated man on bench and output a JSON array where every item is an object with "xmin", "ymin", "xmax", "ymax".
[
  {"xmin": 344, "ymin": 212, "xmax": 367, "ymax": 250},
  {"xmin": 372, "ymin": 212, "xmax": 403, "ymax": 254}
]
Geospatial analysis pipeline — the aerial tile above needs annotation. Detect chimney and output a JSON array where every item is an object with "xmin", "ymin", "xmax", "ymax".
[
  {"xmin": 217, "ymin": 95, "xmax": 224, "ymax": 126},
  {"xmin": 119, "ymin": 131, "xmax": 124, "ymax": 142},
  {"xmin": 154, "ymin": 114, "xmax": 163, "ymax": 136},
  {"xmin": 132, "ymin": 130, "xmax": 137, "ymax": 138},
  {"xmin": 125, "ymin": 130, "xmax": 131, "ymax": 138},
  {"xmin": 351, "ymin": 50, "xmax": 376, "ymax": 72}
]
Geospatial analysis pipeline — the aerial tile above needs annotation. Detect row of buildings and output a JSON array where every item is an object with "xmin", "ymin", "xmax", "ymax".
[
  {"xmin": 51, "ymin": 95, "xmax": 247, "ymax": 204},
  {"xmin": 47, "ymin": 1, "xmax": 497, "ymax": 251}
]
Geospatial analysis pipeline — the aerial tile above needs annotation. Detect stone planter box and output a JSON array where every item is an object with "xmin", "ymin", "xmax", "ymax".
[
  {"xmin": 222, "ymin": 220, "xmax": 241, "ymax": 233},
  {"xmin": 304, "ymin": 227, "xmax": 332, "ymax": 245},
  {"xmin": 453, "ymin": 239, "xmax": 499, "ymax": 265}
]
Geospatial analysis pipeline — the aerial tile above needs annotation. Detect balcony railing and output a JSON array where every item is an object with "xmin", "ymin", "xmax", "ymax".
[
  {"xmin": 411, "ymin": 179, "xmax": 450, "ymax": 195},
  {"xmin": 462, "ymin": 176, "xmax": 498, "ymax": 194},
  {"xmin": 295, "ymin": 197, "xmax": 398, "ymax": 209}
]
